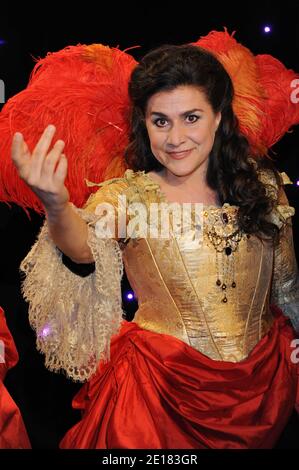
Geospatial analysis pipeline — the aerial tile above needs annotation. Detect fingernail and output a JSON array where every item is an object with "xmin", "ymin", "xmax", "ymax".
[
  {"xmin": 14, "ymin": 132, "xmax": 23, "ymax": 140},
  {"xmin": 47, "ymin": 124, "xmax": 56, "ymax": 132}
]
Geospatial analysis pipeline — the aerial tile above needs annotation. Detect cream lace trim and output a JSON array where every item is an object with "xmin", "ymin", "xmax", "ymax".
[
  {"xmin": 20, "ymin": 204, "xmax": 124, "ymax": 382},
  {"xmin": 257, "ymin": 167, "xmax": 295, "ymax": 228}
]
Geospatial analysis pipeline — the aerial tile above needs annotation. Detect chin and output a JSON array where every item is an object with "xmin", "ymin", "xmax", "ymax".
[{"xmin": 167, "ymin": 164, "xmax": 197, "ymax": 176}]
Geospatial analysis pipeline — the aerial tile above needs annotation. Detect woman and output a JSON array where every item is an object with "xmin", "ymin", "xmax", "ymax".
[{"xmin": 12, "ymin": 44, "xmax": 299, "ymax": 448}]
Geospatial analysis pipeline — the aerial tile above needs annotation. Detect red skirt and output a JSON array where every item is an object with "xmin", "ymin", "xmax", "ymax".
[
  {"xmin": 60, "ymin": 306, "xmax": 299, "ymax": 449},
  {"xmin": 0, "ymin": 307, "xmax": 31, "ymax": 449}
]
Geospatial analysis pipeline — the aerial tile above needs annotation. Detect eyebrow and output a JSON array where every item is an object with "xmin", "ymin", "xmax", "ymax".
[{"xmin": 150, "ymin": 108, "xmax": 204, "ymax": 117}]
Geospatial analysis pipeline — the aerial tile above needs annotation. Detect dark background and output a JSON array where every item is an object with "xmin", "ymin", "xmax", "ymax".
[{"xmin": 0, "ymin": 1, "xmax": 298, "ymax": 448}]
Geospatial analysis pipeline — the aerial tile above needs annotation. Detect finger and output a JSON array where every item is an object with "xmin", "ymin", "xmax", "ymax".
[
  {"xmin": 11, "ymin": 132, "xmax": 26, "ymax": 169},
  {"xmin": 53, "ymin": 153, "xmax": 68, "ymax": 184},
  {"xmin": 30, "ymin": 125, "xmax": 57, "ymax": 179},
  {"xmin": 40, "ymin": 139, "xmax": 65, "ymax": 178},
  {"xmin": 22, "ymin": 139, "xmax": 30, "ymax": 157}
]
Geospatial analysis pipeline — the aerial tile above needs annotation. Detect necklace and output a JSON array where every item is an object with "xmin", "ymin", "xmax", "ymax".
[{"xmin": 203, "ymin": 206, "xmax": 244, "ymax": 303}]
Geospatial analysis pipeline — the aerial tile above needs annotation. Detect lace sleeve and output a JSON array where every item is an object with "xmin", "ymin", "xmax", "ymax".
[
  {"xmin": 20, "ymin": 178, "xmax": 129, "ymax": 382},
  {"xmin": 267, "ymin": 172, "xmax": 299, "ymax": 333}
]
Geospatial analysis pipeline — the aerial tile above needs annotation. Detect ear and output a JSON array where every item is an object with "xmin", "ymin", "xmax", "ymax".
[{"xmin": 215, "ymin": 112, "xmax": 221, "ymax": 131}]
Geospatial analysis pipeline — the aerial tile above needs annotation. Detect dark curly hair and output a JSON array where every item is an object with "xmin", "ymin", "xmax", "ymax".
[{"xmin": 125, "ymin": 44, "xmax": 282, "ymax": 240}]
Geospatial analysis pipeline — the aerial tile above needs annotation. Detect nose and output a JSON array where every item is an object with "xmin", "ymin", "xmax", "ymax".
[{"xmin": 166, "ymin": 123, "xmax": 186, "ymax": 147}]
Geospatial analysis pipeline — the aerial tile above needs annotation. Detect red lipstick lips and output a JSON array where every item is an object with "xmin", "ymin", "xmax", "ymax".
[{"xmin": 167, "ymin": 149, "xmax": 193, "ymax": 160}]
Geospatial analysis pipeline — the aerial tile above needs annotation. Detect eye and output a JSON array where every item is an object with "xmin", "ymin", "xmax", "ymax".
[
  {"xmin": 153, "ymin": 118, "xmax": 168, "ymax": 127},
  {"xmin": 186, "ymin": 114, "xmax": 200, "ymax": 123}
]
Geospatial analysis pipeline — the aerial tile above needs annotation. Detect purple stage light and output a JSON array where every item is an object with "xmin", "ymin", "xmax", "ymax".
[
  {"xmin": 263, "ymin": 26, "xmax": 271, "ymax": 33},
  {"xmin": 39, "ymin": 325, "xmax": 51, "ymax": 338},
  {"xmin": 126, "ymin": 292, "xmax": 134, "ymax": 300}
]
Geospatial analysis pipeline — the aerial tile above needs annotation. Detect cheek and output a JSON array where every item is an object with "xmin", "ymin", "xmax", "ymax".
[
  {"xmin": 189, "ymin": 127, "xmax": 207, "ymax": 144},
  {"xmin": 190, "ymin": 125, "xmax": 216, "ymax": 150},
  {"xmin": 148, "ymin": 131, "xmax": 164, "ymax": 151},
  {"xmin": 199, "ymin": 123, "xmax": 217, "ymax": 142}
]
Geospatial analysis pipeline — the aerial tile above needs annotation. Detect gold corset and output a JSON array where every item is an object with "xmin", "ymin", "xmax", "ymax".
[{"xmin": 122, "ymin": 209, "xmax": 274, "ymax": 362}]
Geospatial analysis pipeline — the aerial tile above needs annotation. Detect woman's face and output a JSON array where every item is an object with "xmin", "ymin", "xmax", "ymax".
[{"xmin": 145, "ymin": 85, "xmax": 221, "ymax": 178}]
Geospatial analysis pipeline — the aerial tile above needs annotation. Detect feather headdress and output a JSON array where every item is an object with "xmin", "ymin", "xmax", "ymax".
[{"xmin": 0, "ymin": 31, "xmax": 298, "ymax": 211}]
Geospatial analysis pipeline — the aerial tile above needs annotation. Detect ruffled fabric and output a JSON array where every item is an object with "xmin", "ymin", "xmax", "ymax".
[
  {"xmin": 271, "ymin": 217, "xmax": 299, "ymax": 333},
  {"xmin": 20, "ymin": 204, "xmax": 125, "ymax": 382},
  {"xmin": 257, "ymin": 168, "xmax": 296, "ymax": 229},
  {"xmin": 0, "ymin": 307, "xmax": 31, "ymax": 448},
  {"xmin": 270, "ymin": 204, "xmax": 295, "ymax": 230},
  {"xmin": 60, "ymin": 307, "xmax": 298, "ymax": 449},
  {"xmin": 256, "ymin": 169, "xmax": 299, "ymax": 333}
]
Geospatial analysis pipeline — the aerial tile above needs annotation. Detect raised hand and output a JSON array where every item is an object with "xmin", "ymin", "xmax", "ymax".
[{"xmin": 11, "ymin": 124, "xmax": 70, "ymax": 212}]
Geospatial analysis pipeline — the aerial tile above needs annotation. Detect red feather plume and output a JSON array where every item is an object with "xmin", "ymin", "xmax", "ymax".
[
  {"xmin": 195, "ymin": 29, "xmax": 299, "ymax": 156},
  {"xmin": 0, "ymin": 44, "xmax": 136, "ymax": 212}
]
